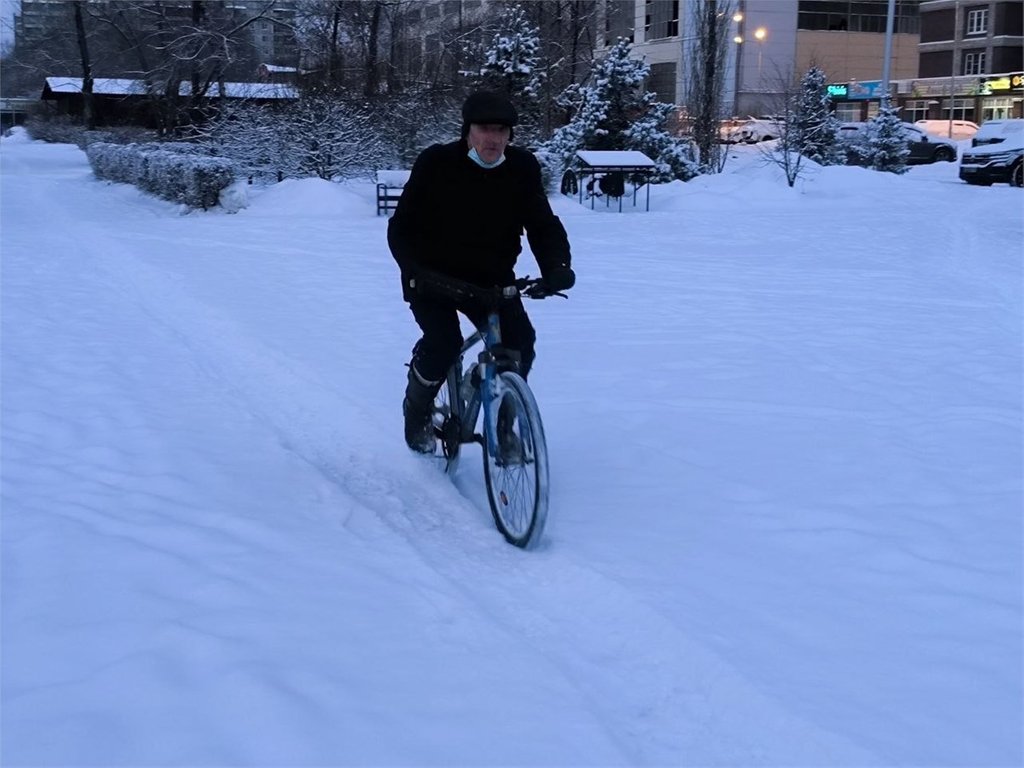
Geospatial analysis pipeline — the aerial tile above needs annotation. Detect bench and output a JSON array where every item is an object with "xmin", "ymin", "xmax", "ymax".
[{"xmin": 376, "ymin": 169, "xmax": 411, "ymax": 216}]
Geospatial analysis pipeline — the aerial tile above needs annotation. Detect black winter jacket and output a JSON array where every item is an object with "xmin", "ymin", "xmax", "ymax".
[{"xmin": 387, "ymin": 140, "xmax": 572, "ymax": 301}]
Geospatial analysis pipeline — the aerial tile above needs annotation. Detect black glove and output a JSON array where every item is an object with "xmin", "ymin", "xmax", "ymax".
[{"xmin": 544, "ymin": 266, "xmax": 576, "ymax": 292}]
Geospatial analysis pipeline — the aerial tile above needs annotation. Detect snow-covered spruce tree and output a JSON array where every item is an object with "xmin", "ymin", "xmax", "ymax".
[
  {"xmin": 792, "ymin": 66, "xmax": 844, "ymax": 166},
  {"xmin": 474, "ymin": 3, "xmax": 546, "ymax": 147},
  {"xmin": 866, "ymin": 103, "xmax": 910, "ymax": 174},
  {"xmin": 543, "ymin": 38, "xmax": 697, "ymax": 182}
]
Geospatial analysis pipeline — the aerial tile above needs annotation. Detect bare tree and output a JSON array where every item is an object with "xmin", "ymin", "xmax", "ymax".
[
  {"xmin": 72, "ymin": 1, "xmax": 96, "ymax": 128},
  {"xmin": 758, "ymin": 65, "xmax": 806, "ymax": 187},
  {"xmin": 685, "ymin": 0, "xmax": 734, "ymax": 173}
]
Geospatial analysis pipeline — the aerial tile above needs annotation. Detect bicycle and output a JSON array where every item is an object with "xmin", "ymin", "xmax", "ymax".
[{"xmin": 412, "ymin": 272, "xmax": 565, "ymax": 550}]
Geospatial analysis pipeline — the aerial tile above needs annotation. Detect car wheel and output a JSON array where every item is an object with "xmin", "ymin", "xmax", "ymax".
[
  {"xmin": 1012, "ymin": 162, "xmax": 1023, "ymax": 188},
  {"xmin": 933, "ymin": 147, "xmax": 955, "ymax": 163}
]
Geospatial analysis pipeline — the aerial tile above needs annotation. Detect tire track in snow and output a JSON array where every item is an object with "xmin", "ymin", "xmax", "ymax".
[{"xmin": 69, "ymin": 210, "xmax": 881, "ymax": 765}]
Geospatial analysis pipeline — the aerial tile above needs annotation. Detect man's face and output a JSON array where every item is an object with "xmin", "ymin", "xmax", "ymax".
[{"xmin": 467, "ymin": 123, "xmax": 511, "ymax": 164}]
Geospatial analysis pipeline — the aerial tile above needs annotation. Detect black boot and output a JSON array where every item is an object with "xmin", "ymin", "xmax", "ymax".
[
  {"xmin": 403, "ymin": 366, "xmax": 441, "ymax": 453},
  {"xmin": 496, "ymin": 397, "xmax": 523, "ymax": 465}
]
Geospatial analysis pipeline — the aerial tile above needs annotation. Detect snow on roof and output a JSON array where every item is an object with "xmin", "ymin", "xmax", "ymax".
[
  {"xmin": 260, "ymin": 64, "xmax": 300, "ymax": 73},
  {"xmin": 44, "ymin": 77, "xmax": 298, "ymax": 100},
  {"xmin": 575, "ymin": 150, "xmax": 657, "ymax": 168},
  {"xmin": 45, "ymin": 78, "xmax": 150, "ymax": 96},
  {"xmin": 201, "ymin": 82, "xmax": 298, "ymax": 99}
]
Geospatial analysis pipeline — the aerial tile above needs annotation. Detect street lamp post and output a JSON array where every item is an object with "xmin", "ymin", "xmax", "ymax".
[
  {"xmin": 754, "ymin": 26, "xmax": 767, "ymax": 89},
  {"xmin": 732, "ymin": 7, "xmax": 744, "ymax": 117}
]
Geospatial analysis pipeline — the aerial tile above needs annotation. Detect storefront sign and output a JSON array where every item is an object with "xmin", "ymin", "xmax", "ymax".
[
  {"xmin": 847, "ymin": 80, "xmax": 889, "ymax": 100},
  {"xmin": 979, "ymin": 73, "xmax": 1024, "ymax": 94},
  {"xmin": 828, "ymin": 81, "xmax": 889, "ymax": 100}
]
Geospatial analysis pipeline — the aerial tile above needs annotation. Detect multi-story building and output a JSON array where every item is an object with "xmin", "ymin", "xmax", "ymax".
[
  {"xmin": 905, "ymin": 0, "xmax": 1023, "ymax": 122},
  {"xmin": 13, "ymin": 0, "xmax": 299, "ymax": 73},
  {"xmin": 596, "ymin": 0, "xmax": 922, "ymax": 117},
  {"xmin": 919, "ymin": 0, "xmax": 1022, "ymax": 77}
]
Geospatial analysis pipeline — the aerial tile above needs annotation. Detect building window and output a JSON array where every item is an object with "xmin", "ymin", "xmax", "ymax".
[
  {"xmin": 966, "ymin": 8, "xmax": 988, "ymax": 35},
  {"xmin": 834, "ymin": 101, "xmax": 861, "ymax": 122},
  {"xmin": 797, "ymin": 0, "xmax": 919, "ymax": 34},
  {"xmin": 963, "ymin": 51, "xmax": 986, "ymax": 75},
  {"xmin": 945, "ymin": 97, "xmax": 974, "ymax": 121},
  {"xmin": 982, "ymin": 97, "xmax": 1014, "ymax": 121},
  {"xmin": 647, "ymin": 62, "xmax": 676, "ymax": 104},
  {"xmin": 644, "ymin": 0, "xmax": 679, "ymax": 41},
  {"xmin": 903, "ymin": 99, "xmax": 931, "ymax": 122},
  {"xmin": 425, "ymin": 4, "xmax": 440, "ymax": 20}
]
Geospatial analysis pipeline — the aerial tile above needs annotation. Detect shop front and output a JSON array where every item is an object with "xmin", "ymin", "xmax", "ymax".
[
  {"xmin": 829, "ymin": 72, "xmax": 1023, "ymax": 126},
  {"xmin": 895, "ymin": 72, "xmax": 1023, "ymax": 125},
  {"xmin": 827, "ymin": 79, "xmax": 889, "ymax": 122}
]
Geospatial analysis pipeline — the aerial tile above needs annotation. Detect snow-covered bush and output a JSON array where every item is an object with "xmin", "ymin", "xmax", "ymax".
[
  {"xmin": 25, "ymin": 115, "xmax": 87, "ymax": 146},
  {"xmin": 87, "ymin": 142, "xmax": 236, "ymax": 209},
  {"xmin": 203, "ymin": 94, "xmax": 391, "ymax": 181}
]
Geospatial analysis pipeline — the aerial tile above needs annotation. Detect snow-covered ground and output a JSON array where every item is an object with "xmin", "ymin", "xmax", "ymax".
[{"xmin": 2, "ymin": 129, "xmax": 1021, "ymax": 766}]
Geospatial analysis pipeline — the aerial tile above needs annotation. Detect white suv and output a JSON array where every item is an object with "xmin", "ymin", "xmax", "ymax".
[{"xmin": 959, "ymin": 119, "xmax": 1024, "ymax": 187}]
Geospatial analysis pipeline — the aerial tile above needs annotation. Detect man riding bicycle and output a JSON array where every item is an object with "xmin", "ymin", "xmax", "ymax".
[{"xmin": 388, "ymin": 90, "xmax": 575, "ymax": 453}]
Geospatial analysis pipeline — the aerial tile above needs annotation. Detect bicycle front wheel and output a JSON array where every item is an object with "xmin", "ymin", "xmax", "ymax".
[{"xmin": 482, "ymin": 372, "xmax": 549, "ymax": 549}]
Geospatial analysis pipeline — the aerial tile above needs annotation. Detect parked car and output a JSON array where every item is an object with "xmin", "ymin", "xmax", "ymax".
[
  {"xmin": 721, "ymin": 116, "xmax": 782, "ymax": 144},
  {"xmin": 959, "ymin": 119, "xmax": 1024, "ymax": 187},
  {"xmin": 915, "ymin": 119, "xmax": 979, "ymax": 141},
  {"xmin": 836, "ymin": 121, "xmax": 958, "ymax": 165},
  {"xmin": 969, "ymin": 118, "xmax": 1024, "ymax": 148}
]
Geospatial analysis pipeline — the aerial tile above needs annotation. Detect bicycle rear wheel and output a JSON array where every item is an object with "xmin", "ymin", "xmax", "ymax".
[
  {"xmin": 482, "ymin": 372, "xmax": 549, "ymax": 549},
  {"xmin": 433, "ymin": 365, "xmax": 462, "ymax": 475}
]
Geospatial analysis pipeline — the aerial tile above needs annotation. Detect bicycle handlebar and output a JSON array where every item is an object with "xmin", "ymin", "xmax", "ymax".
[{"xmin": 413, "ymin": 269, "xmax": 568, "ymax": 304}]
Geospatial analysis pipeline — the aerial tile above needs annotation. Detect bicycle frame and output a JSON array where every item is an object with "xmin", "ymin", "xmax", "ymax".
[{"xmin": 453, "ymin": 310, "xmax": 506, "ymax": 458}]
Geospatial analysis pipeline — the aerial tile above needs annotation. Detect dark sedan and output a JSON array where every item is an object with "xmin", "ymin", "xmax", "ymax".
[{"xmin": 837, "ymin": 122, "xmax": 958, "ymax": 165}]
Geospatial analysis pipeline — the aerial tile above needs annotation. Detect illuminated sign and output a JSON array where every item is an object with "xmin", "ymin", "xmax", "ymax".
[
  {"xmin": 980, "ymin": 73, "xmax": 1023, "ymax": 94},
  {"xmin": 828, "ymin": 80, "xmax": 889, "ymax": 100}
]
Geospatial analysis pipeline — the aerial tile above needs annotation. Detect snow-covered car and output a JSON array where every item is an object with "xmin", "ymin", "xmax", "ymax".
[
  {"xmin": 836, "ymin": 122, "xmax": 958, "ymax": 165},
  {"xmin": 959, "ymin": 119, "xmax": 1024, "ymax": 187},
  {"xmin": 721, "ymin": 117, "xmax": 782, "ymax": 144},
  {"xmin": 915, "ymin": 119, "xmax": 979, "ymax": 141}
]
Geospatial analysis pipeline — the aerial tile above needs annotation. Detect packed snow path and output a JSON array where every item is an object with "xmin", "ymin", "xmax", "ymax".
[{"xmin": 2, "ymin": 133, "xmax": 1021, "ymax": 766}]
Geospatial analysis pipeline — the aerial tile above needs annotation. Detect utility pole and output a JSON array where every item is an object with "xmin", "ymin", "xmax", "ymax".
[
  {"xmin": 948, "ymin": 1, "xmax": 959, "ymax": 138},
  {"xmin": 881, "ymin": 0, "xmax": 895, "ymax": 108}
]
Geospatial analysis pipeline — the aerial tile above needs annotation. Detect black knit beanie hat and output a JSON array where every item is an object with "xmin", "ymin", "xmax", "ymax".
[{"xmin": 461, "ymin": 90, "xmax": 518, "ymax": 140}]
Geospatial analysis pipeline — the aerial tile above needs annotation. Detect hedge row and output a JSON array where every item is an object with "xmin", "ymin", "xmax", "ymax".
[{"xmin": 86, "ymin": 142, "xmax": 236, "ymax": 210}]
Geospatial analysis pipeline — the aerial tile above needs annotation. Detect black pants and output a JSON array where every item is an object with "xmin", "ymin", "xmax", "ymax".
[{"xmin": 408, "ymin": 294, "xmax": 537, "ymax": 383}]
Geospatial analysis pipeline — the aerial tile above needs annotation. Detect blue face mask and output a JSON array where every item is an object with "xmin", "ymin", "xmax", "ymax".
[{"xmin": 468, "ymin": 146, "xmax": 505, "ymax": 169}]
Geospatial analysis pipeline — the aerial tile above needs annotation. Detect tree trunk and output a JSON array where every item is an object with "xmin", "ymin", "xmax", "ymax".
[
  {"xmin": 72, "ymin": 1, "xmax": 94, "ymax": 129},
  {"xmin": 364, "ymin": 1, "xmax": 381, "ymax": 98},
  {"xmin": 329, "ymin": 2, "xmax": 342, "ymax": 86},
  {"xmin": 190, "ymin": 1, "xmax": 204, "ymax": 112}
]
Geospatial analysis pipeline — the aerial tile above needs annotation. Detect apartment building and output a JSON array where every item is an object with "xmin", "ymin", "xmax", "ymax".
[
  {"xmin": 13, "ymin": 0, "xmax": 299, "ymax": 71},
  {"xmin": 905, "ymin": 0, "xmax": 1023, "ymax": 121}
]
